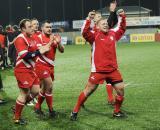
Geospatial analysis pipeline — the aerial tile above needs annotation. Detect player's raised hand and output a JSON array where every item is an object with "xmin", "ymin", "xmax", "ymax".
[
  {"xmin": 49, "ymin": 34, "xmax": 55, "ymax": 45},
  {"xmin": 39, "ymin": 43, "xmax": 51, "ymax": 54},
  {"xmin": 87, "ymin": 10, "xmax": 96, "ymax": 20},
  {"xmin": 53, "ymin": 34, "xmax": 61, "ymax": 44},
  {"xmin": 117, "ymin": 9, "xmax": 125, "ymax": 16},
  {"xmin": 109, "ymin": 0, "xmax": 117, "ymax": 12}
]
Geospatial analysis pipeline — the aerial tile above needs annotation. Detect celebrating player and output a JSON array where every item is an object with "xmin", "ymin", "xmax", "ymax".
[
  {"xmin": 34, "ymin": 20, "xmax": 64, "ymax": 118},
  {"xmin": 71, "ymin": 9, "xmax": 126, "ymax": 121},
  {"xmin": 81, "ymin": 1, "xmax": 118, "ymax": 107}
]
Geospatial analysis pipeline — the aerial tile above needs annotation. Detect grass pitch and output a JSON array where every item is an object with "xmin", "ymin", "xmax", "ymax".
[{"xmin": 0, "ymin": 42, "xmax": 160, "ymax": 130}]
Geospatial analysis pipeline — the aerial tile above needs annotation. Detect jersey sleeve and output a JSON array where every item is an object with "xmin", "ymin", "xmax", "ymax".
[
  {"xmin": 14, "ymin": 37, "xmax": 28, "ymax": 59},
  {"xmin": 110, "ymin": 14, "xmax": 126, "ymax": 41},
  {"xmin": 81, "ymin": 19, "xmax": 95, "ymax": 44}
]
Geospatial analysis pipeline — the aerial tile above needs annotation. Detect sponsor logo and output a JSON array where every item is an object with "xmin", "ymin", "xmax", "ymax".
[
  {"xmin": 31, "ymin": 53, "xmax": 36, "ymax": 57},
  {"xmin": 90, "ymin": 76, "xmax": 95, "ymax": 80},
  {"xmin": 130, "ymin": 34, "xmax": 155, "ymax": 42},
  {"xmin": 23, "ymin": 81, "xmax": 29, "ymax": 85},
  {"xmin": 43, "ymin": 71, "xmax": 48, "ymax": 75},
  {"xmin": 110, "ymin": 36, "xmax": 114, "ymax": 41}
]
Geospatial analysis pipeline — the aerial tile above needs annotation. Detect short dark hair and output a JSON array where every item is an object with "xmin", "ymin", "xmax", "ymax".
[
  {"xmin": 19, "ymin": 19, "xmax": 30, "ymax": 30},
  {"xmin": 31, "ymin": 18, "xmax": 38, "ymax": 22},
  {"xmin": 41, "ymin": 20, "xmax": 52, "ymax": 27}
]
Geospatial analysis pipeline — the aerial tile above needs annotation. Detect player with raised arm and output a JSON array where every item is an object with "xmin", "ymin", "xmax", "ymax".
[
  {"xmin": 71, "ymin": 9, "xmax": 126, "ymax": 121},
  {"xmin": 81, "ymin": 1, "xmax": 118, "ymax": 107}
]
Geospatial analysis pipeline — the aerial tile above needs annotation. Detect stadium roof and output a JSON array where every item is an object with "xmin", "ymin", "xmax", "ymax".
[{"xmin": 99, "ymin": 6, "xmax": 152, "ymax": 17}]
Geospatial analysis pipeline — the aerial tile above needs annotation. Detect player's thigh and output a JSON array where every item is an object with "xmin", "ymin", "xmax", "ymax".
[
  {"xmin": 84, "ymin": 81, "xmax": 98, "ymax": 96},
  {"xmin": 108, "ymin": 70, "xmax": 123, "ymax": 86},
  {"xmin": 113, "ymin": 82, "xmax": 125, "ymax": 90},
  {"xmin": 18, "ymin": 88, "xmax": 30, "ymax": 101},
  {"xmin": 31, "ymin": 85, "xmax": 40, "ymax": 95},
  {"xmin": 40, "ymin": 80, "xmax": 45, "ymax": 91},
  {"xmin": 43, "ymin": 77, "xmax": 53, "ymax": 89},
  {"xmin": 19, "ymin": 87, "xmax": 30, "ymax": 95}
]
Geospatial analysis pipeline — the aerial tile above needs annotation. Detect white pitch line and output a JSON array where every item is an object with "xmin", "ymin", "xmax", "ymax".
[
  {"xmin": 124, "ymin": 82, "xmax": 160, "ymax": 88},
  {"xmin": 124, "ymin": 82, "xmax": 132, "ymax": 87}
]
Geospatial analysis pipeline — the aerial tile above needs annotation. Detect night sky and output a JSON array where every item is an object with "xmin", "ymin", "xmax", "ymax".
[{"xmin": 0, "ymin": 0, "xmax": 159, "ymax": 26}]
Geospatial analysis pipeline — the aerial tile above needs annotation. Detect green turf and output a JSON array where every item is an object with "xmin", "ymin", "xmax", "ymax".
[{"xmin": 0, "ymin": 42, "xmax": 160, "ymax": 130}]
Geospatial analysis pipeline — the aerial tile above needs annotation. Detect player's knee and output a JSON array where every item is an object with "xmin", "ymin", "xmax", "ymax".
[
  {"xmin": 45, "ymin": 85, "xmax": 52, "ymax": 93},
  {"xmin": 118, "ymin": 89, "xmax": 124, "ymax": 96},
  {"xmin": 114, "ymin": 82, "xmax": 125, "ymax": 96},
  {"xmin": 31, "ymin": 90, "xmax": 39, "ymax": 97},
  {"xmin": 44, "ymin": 81, "xmax": 53, "ymax": 90},
  {"xmin": 17, "ymin": 94, "xmax": 27, "ymax": 102},
  {"xmin": 31, "ymin": 85, "xmax": 40, "ymax": 95}
]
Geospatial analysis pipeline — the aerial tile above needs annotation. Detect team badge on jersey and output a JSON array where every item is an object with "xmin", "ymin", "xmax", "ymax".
[
  {"xmin": 23, "ymin": 81, "xmax": 29, "ymax": 85},
  {"xmin": 43, "ymin": 71, "xmax": 48, "ymax": 75}
]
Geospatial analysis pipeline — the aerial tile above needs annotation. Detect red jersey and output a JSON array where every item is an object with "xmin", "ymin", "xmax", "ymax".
[
  {"xmin": 0, "ymin": 34, "xmax": 5, "ymax": 48},
  {"xmin": 81, "ymin": 15, "xmax": 126, "ymax": 73},
  {"xmin": 36, "ymin": 33, "xmax": 57, "ymax": 67},
  {"xmin": 32, "ymin": 31, "xmax": 42, "ymax": 54},
  {"xmin": 14, "ymin": 33, "xmax": 38, "ymax": 69},
  {"xmin": 32, "ymin": 31, "xmax": 42, "ymax": 41}
]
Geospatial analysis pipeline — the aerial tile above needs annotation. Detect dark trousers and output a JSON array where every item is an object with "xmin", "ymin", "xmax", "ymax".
[
  {"xmin": 0, "ymin": 48, "xmax": 8, "ymax": 67},
  {"xmin": 0, "ymin": 73, "xmax": 3, "ymax": 89},
  {"xmin": 8, "ymin": 44, "xmax": 16, "ymax": 66}
]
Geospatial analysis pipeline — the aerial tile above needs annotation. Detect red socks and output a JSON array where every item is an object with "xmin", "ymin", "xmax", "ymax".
[
  {"xmin": 35, "ymin": 91, "xmax": 45, "ymax": 109},
  {"xmin": 45, "ymin": 93, "xmax": 53, "ymax": 111},
  {"xmin": 106, "ymin": 84, "xmax": 114, "ymax": 102},
  {"xmin": 35, "ymin": 91, "xmax": 53, "ymax": 111},
  {"xmin": 14, "ymin": 100, "xmax": 25, "ymax": 120},
  {"xmin": 73, "ymin": 92, "xmax": 87, "ymax": 113},
  {"xmin": 114, "ymin": 95, "xmax": 124, "ymax": 113}
]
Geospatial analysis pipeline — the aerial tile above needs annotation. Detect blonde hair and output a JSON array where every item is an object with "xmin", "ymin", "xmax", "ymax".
[{"xmin": 96, "ymin": 17, "xmax": 107, "ymax": 25}]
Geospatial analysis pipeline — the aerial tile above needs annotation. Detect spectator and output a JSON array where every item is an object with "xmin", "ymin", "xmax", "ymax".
[
  {"xmin": 0, "ymin": 26, "xmax": 7, "ymax": 70},
  {"xmin": 0, "ymin": 73, "xmax": 7, "ymax": 105},
  {"xmin": 6, "ymin": 25, "xmax": 14, "ymax": 67},
  {"xmin": 157, "ymin": 26, "xmax": 160, "ymax": 33},
  {"xmin": 0, "ymin": 71, "xmax": 3, "ymax": 90},
  {"xmin": 7, "ymin": 25, "xmax": 20, "ymax": 67}
]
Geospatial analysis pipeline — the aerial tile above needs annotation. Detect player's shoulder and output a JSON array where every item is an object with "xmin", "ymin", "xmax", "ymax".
[
  {"xmin": 108, "ymin": 29, "xmax": 116, "ymax": 36},
  {"xmin": 14, "ymin": 33, "xmax": 28, "ymax": 45},
  {"xmin": 15, "ymin": 34, "xmax": 25, "ymax": 42}
]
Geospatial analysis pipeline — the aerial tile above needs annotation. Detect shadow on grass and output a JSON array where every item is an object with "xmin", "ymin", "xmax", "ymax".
[
  {"xmin": 0, "ymin": 97, "xmax": 28, "ymax": 130},
  {"xmin": 44, "ymin": 109, "xmax": 109, "ymax": 130},
  {"xmin": 81, "ymin": 106, "xmax": 111, "ymax": 117}
]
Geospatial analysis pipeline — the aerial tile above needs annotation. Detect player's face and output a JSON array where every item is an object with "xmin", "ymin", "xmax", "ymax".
[
  {"xmin": 97, "ymin": 19, "xmax": 109, "ymax": 33},
  {"xmin": 31, "ymin": 20, "xmax": 39, "ymax": 32},
  {"xmin": 94, "ymin": 13, "xmax": 102, "ymax": 23},
  {"xmin": 24, "ymin": 21, "xmax": 34, "ymax": 35},
  {"xmin": 42, "ymin": 23, "xmax": 52, "ymax": 35}
]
